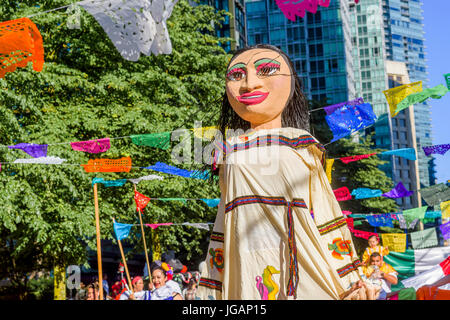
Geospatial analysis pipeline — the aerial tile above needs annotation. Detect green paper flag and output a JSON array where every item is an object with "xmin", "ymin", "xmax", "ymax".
[
  {"xmin": 410, "ymin": 228, "xmax": 438, "ymax": 249},
  {"xmin": 403, "ymin": 206, "xmax": 427, "ymax": 225},
  {"xmin": 160, "ymin": 198, "xmax": 187, "ymax": 204},
  {"xmin": 420, "ymin": 183, "xmax": 450, "ymax": 206},
  {"xmin": 395, "ymin": 84, "xmax": 449, "ymax": 114},
  {"xmin": 131, "ymin": 132, "xmax": 171, "ymax": 150},
  {"xmin": 445, "ymin": 73, "xmax": 450, "ymax": 90}
]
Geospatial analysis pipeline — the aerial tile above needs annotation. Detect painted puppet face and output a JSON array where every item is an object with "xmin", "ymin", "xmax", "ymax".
[
  {"xmin": 225, "ymin": 48, "xmax": 294, "ymax": 129},
  {"xmin": 152, "ymin": 269, "xmax": 167, "ymax": 289}
]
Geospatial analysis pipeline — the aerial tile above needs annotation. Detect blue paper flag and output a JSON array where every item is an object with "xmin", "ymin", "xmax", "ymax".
[
  {"xmin": 113, "ymin": 222, "xmax": 133, "ymax": 241},
  {"xmin": 144, "ymin": 162, "xmax": 192, "ymax": 178},
  {"xmin": 92, "ymin": 177, "xmax": 127, "ymax": 187},
  {"xmin": 351, "ymin": 188, "xmax": 383, "ymax": 199},
  {"xmin": 325, "ymin": 103, "xmax": 377, "ymax": 142},
  {"xmin": 366, "ymin": 214, "xmax": 394, "ymax": 228},
  {"xmin": 190, "ymin": 170, "xmax": 211, "ymax": 180},
  {"xmin": 380, "ymin": 148, "xmax": 416, "ymax": 160},
  {"xmin": 201, "ymin": 198, "xmax": 220, "ymax": 207}
]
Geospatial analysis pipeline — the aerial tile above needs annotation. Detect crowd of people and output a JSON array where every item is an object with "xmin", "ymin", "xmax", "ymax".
[
  {"xmin": 73, "ymin": 235, "xmax": 448, "ymax": 300},
  {"xmin": 74, "ymin": 261, "xmax": 199, "ymax": 301}
]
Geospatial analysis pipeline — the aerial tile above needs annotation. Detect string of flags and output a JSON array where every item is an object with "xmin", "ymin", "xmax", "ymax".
[
  {"xmin": 113, "ymin": 220, "xmax": 214, "ymax": 241},
  {"xmin": 333, "ymin": 183, "xmax": 450, "ymax": 215},
  {"xmin": 383, "ymin": 80, "xmax": 450, "ymax": 118},
  {"xmin": 346, "ymin": 215, "xmax": 449, "ymax": 252}
]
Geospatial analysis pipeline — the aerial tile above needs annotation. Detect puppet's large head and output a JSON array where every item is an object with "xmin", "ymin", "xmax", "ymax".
[{"xmin": 220, "ymin": 44, "xmax": 309, "ymax": 132}]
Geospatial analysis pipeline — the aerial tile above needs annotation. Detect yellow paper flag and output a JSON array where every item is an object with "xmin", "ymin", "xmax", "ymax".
[
  {"xmin": 383, "ymin": 81, "xmax": 422, "ymax": 117},
  {"xmin": 325, "ymin": 159, "xmax": 335, "ymax": 184},
  {"xmin": 192, "ymin": 126, "xmax": 219, "ymax": 140},
  {"xmin": 381, "ymin": 233, "xmax": 406, "ymax": 253},
  {"xmin": 441, "ymin": 200, "xmax": 450, "ymax": 219}
]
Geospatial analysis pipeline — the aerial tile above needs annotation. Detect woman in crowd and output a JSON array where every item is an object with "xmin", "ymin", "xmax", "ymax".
[
  {"xmin": 119, "ymin": 276, "xmax": 152, "ymax": 300},
  {"xmin": 151, "ymin": 266, "xmax": 183, "ymax": 300},
  {"xmin": 183, "ymin": 278, "xmax": 198, "ymax": 300}
]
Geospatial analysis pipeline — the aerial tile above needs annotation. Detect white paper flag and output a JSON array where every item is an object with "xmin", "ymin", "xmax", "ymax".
[{"xmin": 79, "ymin": 0, "xmax": 178, "ymax": 61}]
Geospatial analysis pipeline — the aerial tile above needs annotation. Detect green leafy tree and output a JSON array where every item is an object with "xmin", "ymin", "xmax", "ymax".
[{"xmin": 0, "ymin": 0, "xmax": 230, "ymax": 298}]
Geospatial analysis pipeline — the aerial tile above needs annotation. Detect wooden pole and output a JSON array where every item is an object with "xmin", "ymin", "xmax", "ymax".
[
  {"xmin": 134, "ymin": 185, "xmax": 153, "ymax": 285},
  {"xmin": 113, "ymin": 218, "xmax": 133, "ymax": 293},
  {"xmin": 138, "ymin": 209, "xmax": 153, "ymax": 284},
  {"xmin": 93, "ymin": 183, "xmax": 104, "ymax": 300}
]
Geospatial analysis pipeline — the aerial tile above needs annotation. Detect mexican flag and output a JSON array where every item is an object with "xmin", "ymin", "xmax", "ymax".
[{"xmin": 384, "ymin": 246, "xmax": 450, "ymax": 291}]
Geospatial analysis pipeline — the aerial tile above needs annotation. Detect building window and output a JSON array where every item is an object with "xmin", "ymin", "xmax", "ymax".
[
  {"xmin": 400, "ymin": 132, "xmax": 407, "ymax": 141},
  {"xmin": 309, "ymin": 44, "xmax": 323, "ymax": 57},
  {"xmin": 328, "ymin": 59, "xmax": 338, "ymax": 72}
]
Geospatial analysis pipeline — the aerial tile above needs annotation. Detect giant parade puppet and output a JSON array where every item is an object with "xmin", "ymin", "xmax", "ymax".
[{"xmin": 196, "ymin": 44, "xmax": 366, "ymax": 300}]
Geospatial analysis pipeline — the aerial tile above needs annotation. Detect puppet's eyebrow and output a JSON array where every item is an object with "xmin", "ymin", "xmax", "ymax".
[{"xmin": 227, "ymin": 62, "xmax": 247, "ymax": 72}]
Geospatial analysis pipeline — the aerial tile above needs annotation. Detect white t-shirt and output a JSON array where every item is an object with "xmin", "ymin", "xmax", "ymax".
[
  {"xmin": 119, "ymin": 290, "xmax": 151, "ymax": 300},
  {"xmin": 151, "ymin": 280, "xmax": 182, "ymax": 300},
  {"xmin": 381, "ymin": 272, "xmax": 398, "ymax": 294}
]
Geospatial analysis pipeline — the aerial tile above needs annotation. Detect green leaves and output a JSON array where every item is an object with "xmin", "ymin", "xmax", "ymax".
[{"xmin": 0, "ymin": 0, "xmax": 229, "ymax": 291}]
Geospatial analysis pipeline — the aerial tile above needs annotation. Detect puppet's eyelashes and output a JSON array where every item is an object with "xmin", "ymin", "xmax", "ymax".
[{"xmin": 256, "ymin": 64, "xmax": 281, "ymax": 77}]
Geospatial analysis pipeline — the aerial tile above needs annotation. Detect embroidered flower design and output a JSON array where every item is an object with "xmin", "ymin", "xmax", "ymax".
[{"xmin": 209, "ymin": 248, "xmax": 224, "ymax": 273}]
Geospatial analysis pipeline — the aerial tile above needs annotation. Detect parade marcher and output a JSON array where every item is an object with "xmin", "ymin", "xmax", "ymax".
[
  {"xmin": 151, "ymin": 266, "xmax": 183, "ymax": 300},
  {"xmin": 196, "ymin": 44, "xmax": 363, "ymax": 300},
  {"xmin": 119, "ymin": 276, "xmax": 152, "ymax": 300}
]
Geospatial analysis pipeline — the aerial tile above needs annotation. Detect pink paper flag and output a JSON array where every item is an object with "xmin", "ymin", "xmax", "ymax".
[
  {"xmin": 333, "ymin": 186, "xmax": 352, "ymax": 201},
  {"xmin": 350, "ymin": 228, "xmax": 379, "ymax": 240},
  {"xmin": 339, "ymin": 153, "xmax": 377, "ymax": 164},
  {"xmin": 275, "ymin": 0, "xmax": 331, "ymax": 22},
  {"xmin": 71, "ymin": 138, "xmax": 111, "ymax": 153},
  {"xmin": 145, "ymin": 223, "xmax": 173, "ymax": 229}
]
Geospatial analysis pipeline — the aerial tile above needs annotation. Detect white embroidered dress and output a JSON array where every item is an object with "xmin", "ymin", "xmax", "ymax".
[{"xmin": 197, "ymin": 128, "xmax": 362, "ymax": 300}]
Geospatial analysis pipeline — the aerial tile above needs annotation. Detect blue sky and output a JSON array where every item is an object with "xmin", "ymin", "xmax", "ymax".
[{"xmin": 422, "ymin": 0, "xmax": 450, "ymax": 183}]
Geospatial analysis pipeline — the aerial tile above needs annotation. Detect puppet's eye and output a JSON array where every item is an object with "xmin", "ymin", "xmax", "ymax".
[
  {"xmin": 226, "ymin": 69, "xmax": 246, "ymax": 81},
  {"xmin": 257, "ymin": 64, "xmax": 280, "ymax": 77}
]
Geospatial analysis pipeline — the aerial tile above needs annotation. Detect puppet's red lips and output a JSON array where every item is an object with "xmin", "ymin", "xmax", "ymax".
[{"xmin": 237, "ymin": 91, "xmax": 269, "ymax": 105}]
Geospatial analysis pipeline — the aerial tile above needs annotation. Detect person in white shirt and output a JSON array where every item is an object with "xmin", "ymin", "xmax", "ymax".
[
  {"xmin": 151, "ymin": 266, "xmax": 183, "ymax": 300},
  {"xmin": 119, "ymin": 276, "xmax": 151, "ymax": 300}
]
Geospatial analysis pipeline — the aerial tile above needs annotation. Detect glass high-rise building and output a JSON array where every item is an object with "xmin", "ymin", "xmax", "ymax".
[
  {"xmin": 382, "ymin": 0, "xmax": 436, "ymax": 187},
  {"xmin": 198, "ymin": 0, "xmax": 247, "ymax": 51},
  {"xmin": 245, "ymin": 0, "xmax": 355, "ymax": 104},
  {"xmin": 349, "ymin": 0, "xmax": 394, "ymax": 178}
]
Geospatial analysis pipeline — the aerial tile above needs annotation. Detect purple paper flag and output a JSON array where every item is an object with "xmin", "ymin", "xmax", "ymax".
[
  {"xmin": 323, "ymin": 97, "xmax": 365, "ymax": 115},
  {"xmin": 422, "ymin": 144, "xmax": 450, "ymax": 157},
  {"xmin": 8, "ymin": 143, "xmax": 48, "ymax": 158},
  {"xmin": 440, "ymin": 221, "xmax": 450, "ymax": 240},
  {"xmin": 382, "ymin": 182, "xmax": 413, "ymax": 199}
]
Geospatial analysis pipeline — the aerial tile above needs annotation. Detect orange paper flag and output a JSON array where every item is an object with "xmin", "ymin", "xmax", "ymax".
[
  {"xmin": 82, "ymin": 157, "xmax": 132, "ymax": 173},
  {"xmin": 0, "ymin": 17, "xmax": 44, "ymax": 78}
]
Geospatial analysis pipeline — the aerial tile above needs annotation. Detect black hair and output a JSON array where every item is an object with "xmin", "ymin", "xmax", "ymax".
[
  {"xmin": 151, "ymin": 265, "xmax": 167, "ymax": 277},
  {"xmin": 219, "ymin": 44, "xmax": 310, "ymax": 134},
  {"xmin": 370, "ymin": 252, "xmax": 381, "ymax": 259},
  {"xmin": 368, "ymin": 235, "xmax": 378, "ymax": 241}
]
